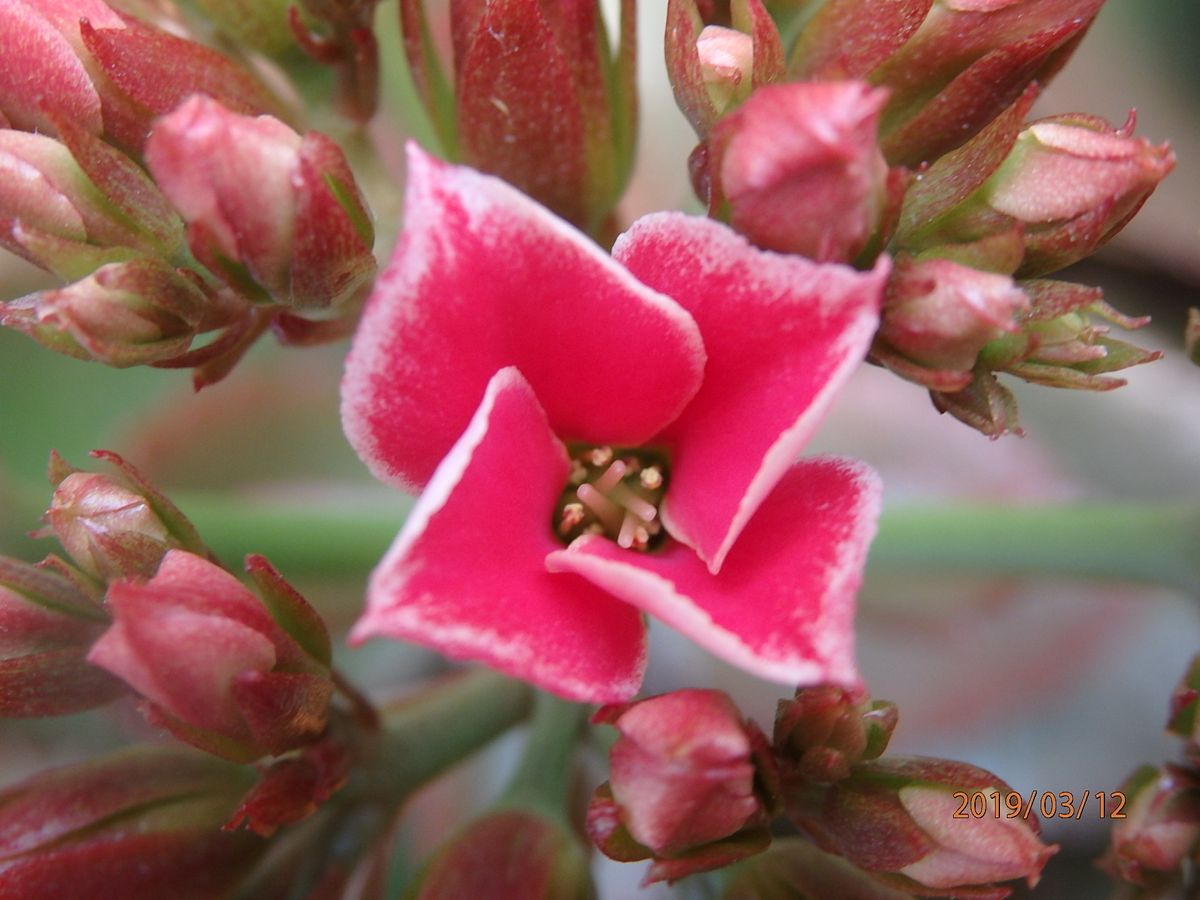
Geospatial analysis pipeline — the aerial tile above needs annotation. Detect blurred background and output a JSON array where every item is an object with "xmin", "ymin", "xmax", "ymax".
[{"xmin": 1, "ymin": 1, "xmax": 1197, "ymax": 896}]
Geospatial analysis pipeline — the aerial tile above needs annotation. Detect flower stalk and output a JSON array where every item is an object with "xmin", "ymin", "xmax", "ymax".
[{"xmin": 128, "ymin": 492, "xmax": 1200, "ymax": 597}]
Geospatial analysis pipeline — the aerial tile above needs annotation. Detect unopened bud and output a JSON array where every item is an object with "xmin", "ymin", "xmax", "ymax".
[
  {"xmin": 0, "ymin": 747, "xmax": 264, "ymax": 895},
  {"xmin": 0, "ymin": 556, "xmax": 124, "ymax": 717},
  {"xmin": 774, "ymin": 684, "xmax": 897, "ymax": 785},
  {"xmin": 588, "ymin": 689, "xmax": 776, "ymax": 883},
  {"xmin": 697, "ymin": 26, "xmax": 755, "ymax": 115},
  {"xmin": 707, "ymin": 81, "xmax": 891, "ymax": 262},
  {"xmin": 409, "ymin": 809, "xmax": 594, "ymax": 900},
  {"xmin": 145, "ymin": 95, "xmax": 375, "ymax": 310},
  {"xmin": 789, "ymin": 757, "xmax": 1057, "ymax": 895},
  {"xmin": 1168, "ymin": 655, "xmax": 1200, "ymax": 762},
  {"xmin": 1099, "ymin": 764, "xmax": 1200, "ymax": 888},
  {"xmin": 87, "ymin": 550, "xmax": 333, "ymax": 762},
  {"xmin": 875, "ymin": 258, "xmax": 1029, "ymax": 389},
  {"xmin": 43, "ymin": 450, "xmax": 208, "ymax": 581},
  {"xmin": 5, "ymin": 260, "xmax": 210, "ymax": 367}
]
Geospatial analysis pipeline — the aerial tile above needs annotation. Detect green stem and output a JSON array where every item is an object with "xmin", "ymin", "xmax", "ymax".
[
  {"xmin": 368, "ymin": 670, "xmax": 532, "ymax": 802},
  {"xmin": 866, "ymin": 503, "xmax": 1200, "ymax": 595},
  {"xmin": 500, "ymin": 692, "xmax": 591, "ymax": 819},
  {"xmin": 168, "ymin": 491, "xmax": 1200, "ymax": 596}
]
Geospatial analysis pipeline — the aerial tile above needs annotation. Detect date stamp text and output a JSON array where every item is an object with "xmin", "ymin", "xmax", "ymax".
[{"xmin": 952, "ymin": 790, "xmax": 1127, "ymax": 821}]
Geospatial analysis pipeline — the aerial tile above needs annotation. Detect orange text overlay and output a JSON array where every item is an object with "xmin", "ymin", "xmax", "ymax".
[{"xmin": 952, "ymin": 790, "xmax": 1127, "ymax": 821}]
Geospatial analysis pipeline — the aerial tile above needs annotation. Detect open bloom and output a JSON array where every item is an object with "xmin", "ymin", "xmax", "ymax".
[{"xmin": 342, "ymin": 146, "xmax": 887, "ymax": 702}]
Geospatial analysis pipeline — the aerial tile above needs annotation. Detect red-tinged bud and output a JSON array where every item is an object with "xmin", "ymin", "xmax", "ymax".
[
  {"xmin": 898, "ymin": 104, "xmax": 1174, "ymax": 279},
  {"xmin": 874, "ymin": 258, "xmax": 1029, "ymax": 390},
  {"xmin": 790, "ymin": 757, "xmax": 1057, "ymax": 896},
  {"xmin": 1099, "ymin": 764, "xmax": 1200, "ymax": 888},
  {"xmin": 978, "ymin": 282, "xmax": 1161, "ymax": 392},
  {"xmin": 145, "ymin": 96, "xmax": 375, "ymax": 310},
  {"xmin": 984, "ymin": 114, "xmax": 1175, "ymax": 276},
  {"xmin": 588, "ymin": 689, "xmax": 776, "ymax": 883},
  {"xmin": 705, "ymin": 81, "xmax": 891, "ymax": 262},
  {"xmin": 667, "ymin": 0, "xmax": 785, "ymax": 135},
  {"xmin": 407, "ymin": 809, "xmax": 594, "ymax": 900},
  {"xmin": 0, "ymin": 0, "xmax": 125, "ymax": 137},
  {"xmin": 774, "ymin": 684, "xmax": 898, "ymax": 786},
  {"xmin": 4, "ymin": 259, "xmax": 213, "ymax": 367},
  {"xmin": 402, "ymin": 0, "xmax": 637, "ymax": 235},
  {"xmin": 0, "ymin": 129, "xmax": 181, "ymax": 280},
  {"xmin": 1168, "ymin": 656, "xmax": 1200, "ymax": 762},
  {"xmin": 0, "ymin": 747, "xmax": 264, "ymax": 900},
  {"xmin": 87, "ymin": 550, "xmax": 333, "ymax": 762},
  {"xmin": 791, "ymin": 0, "xmax": 1105, "ymax": 166},
  {"xmin": 42, "ymin": 449, "xmax": 209, "ymax": 582},
  {"xmin": 0, "ymin": 556, "xmax": 124, "ymax": 717},
  {"xmin": 225, "ymin": 738, "xmax": 350, "ymax": 836},
  {"xmin": 719, "ymin": 838, "xmax": 918, "ymax": 900}
]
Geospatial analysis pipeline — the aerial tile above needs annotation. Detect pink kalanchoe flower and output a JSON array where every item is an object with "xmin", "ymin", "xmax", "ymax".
[{"xmin": 342, "ymin": 145, "xmax": 887, "ymax": 703}]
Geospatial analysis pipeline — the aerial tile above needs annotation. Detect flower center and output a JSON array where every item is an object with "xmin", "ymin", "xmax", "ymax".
[{"xmin": 552, "ymin": 444, "xmax": 669, "ymax": 551}]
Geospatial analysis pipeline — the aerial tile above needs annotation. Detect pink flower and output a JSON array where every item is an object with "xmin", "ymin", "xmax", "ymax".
[{"xmin": 341, "ymin": 145, "xmax": 887, "ymax": 703}]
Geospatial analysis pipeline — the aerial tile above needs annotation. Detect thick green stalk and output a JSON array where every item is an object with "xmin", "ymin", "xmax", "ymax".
[
  {"xmin": 866, "ymin": 503, "xmax": 1200, "ymax": 595},
  {"xmin": 500, "ymin": 692, "xmax": 591, "ymax": 819},
  {"xmin": 168, "ymin": 492, "xmax": 1200, "ymax": 596},
  {"xmin": 370, "ymin": 670, "xmax": 533, "ymax": 801}
]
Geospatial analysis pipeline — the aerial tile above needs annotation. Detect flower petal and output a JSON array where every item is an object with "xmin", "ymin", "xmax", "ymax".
[
  {"xmin": 614, "ymin": 214, "xmax": 886, "ymax": 572},
  {"xmin": 546, "ymin": 457, "xmax": 880, "ymax": 687},
  {"xmin": 350, "ymin": 367, "xmax": 647, "ymax": 703},
  {"xmin": 341, "ymin": 145, "xmax": 706, "ymax": 490}
]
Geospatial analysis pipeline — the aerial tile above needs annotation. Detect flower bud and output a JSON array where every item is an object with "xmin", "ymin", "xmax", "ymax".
[
  {"xmin": 1099, "ymin": 764, "xmax": 1200, "ymax": 888},
  {"xmin": 4, "ymin": 259, "xmax": 212, "ymax": 367},
  {"xmin": 791, "ymin": 0, "xmax": 1105, "ymax": 165},
  {"xmin": 407, "ymin": 809, "xmax": 594, "ymax": 900},
  {"xmin": 43, "ymin": 450, "xmax": 208, "ymax": 581},
  {"xmin": 986, "ymin": 113, "xmax": 1176, "ymax": 275},
  {"xmin": 1168, "ymin": 655, "xmax": 1200, "ymax": 763},
  {"xmin": 0, "ymin": 747, "xmax": 264, "ymax": 899},
  {"xmin": 0, "ymin": 556, "xmax": 124, "ymax": 717},
  {"xmin": 588, "ymin": 689, "xmax": 775, "ymax": 883},
  {"xmin": 898, "ymin": 103, "xmax": 1175, "ymax": 278},
  {"xmin": 705, "ymin": 81, "xmax": 891, "ymax": 262},
  {"xmin": 401, "ymin": 0, "xmax": 637, "ymax": 234},
  {"xmin": 0, "ymin": 0, "xmax": 125, "ymax": 137},
  {"xmin": 0, "ymin": 130, "xmax": 177, "ymax": 279},
  {"xmin": 87, "ymin": 550, "xmax": 333, "ymax": 762},
  {"xmin": 789, "ymin": 757, "xmax": 1057, "ymax": 895},
  {"xmin": 145, "ymin": 96, "xmax": 375, "ymax": 310},
  {"xmin": 874, "ymin": 258, "xmax": 1029, "ymax": 390},
  {"xmin": 667, "ymin": 0, "xmax": 785, "ymax": 135},
  {"xmin": 774, "ymin": 684, "xmax": 897, "ymax": 785}
]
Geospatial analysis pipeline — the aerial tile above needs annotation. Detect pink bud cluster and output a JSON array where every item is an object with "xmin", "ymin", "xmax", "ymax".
[
  {"xmin": 590, "ymin": 686, "xmax": 1055, "ymax": 896},
  {"xmin": 0, "ymin": 0, "xmax": 377, "ymax": 387},
  {"xmin": 665, "ymin": 0, "xmax": 1173, "ymax": 437}
]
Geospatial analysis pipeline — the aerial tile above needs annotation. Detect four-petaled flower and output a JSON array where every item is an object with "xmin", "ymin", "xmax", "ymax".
[{"xmin": 341, "ymin": 145, "xmax": 889, "ymax": 703}]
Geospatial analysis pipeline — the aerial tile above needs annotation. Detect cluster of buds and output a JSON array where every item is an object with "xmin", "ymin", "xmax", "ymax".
[
  {"xmin": 5, "ymin": 451, "xmax": 337, "ymax": 769},
  {"xmin": 666, "ymin": 0, "xmax": 1174, "ymax": 437},
  {"xmin": 399, "ymin": 0, "xmax": 638, "ymax": 237},
  {"xmin": 1101, "ymin": 656, "xmax": 1200, "ymax": 892},
  {"xmin": 0, "ymin": 0, "xmax": 377, "ymax": 387},
  {"xmin": 589, "ymin": 686, "xmax": 1055, "ymax": 895}
]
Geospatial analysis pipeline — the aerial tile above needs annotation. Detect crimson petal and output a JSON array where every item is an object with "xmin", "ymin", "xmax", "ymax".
[
  {"xmin": 547, "ymin": 458, "xmax": 880, "ymax": 687},
  {"xmin": 351, "ymin": 367, "xmax": 647, "ymax": 703},
  {"xmin": 341, "ymin": 145, "xmax": 705, "ymax": 491},
  {"xmin": 614, "ymin": 213, "xmax": 886, "ymax": 572}
]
